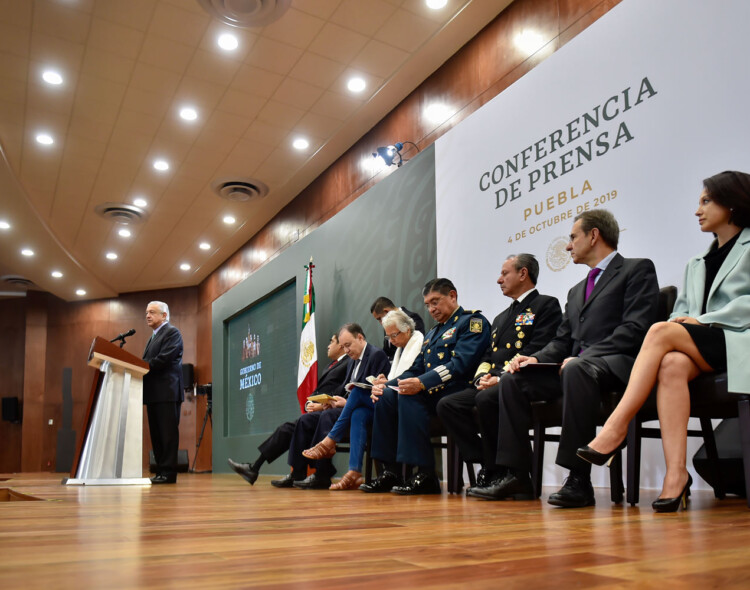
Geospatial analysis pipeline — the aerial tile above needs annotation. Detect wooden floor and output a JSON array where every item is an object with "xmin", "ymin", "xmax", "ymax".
[{"xmin": 1, "ymin": 473, "xmax": 750, "ymax": 589}]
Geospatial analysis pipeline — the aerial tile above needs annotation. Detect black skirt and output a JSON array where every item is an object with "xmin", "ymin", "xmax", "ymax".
[{"xmin": 680, "ymin": 323, "xmax": 727, "ymax": 371}]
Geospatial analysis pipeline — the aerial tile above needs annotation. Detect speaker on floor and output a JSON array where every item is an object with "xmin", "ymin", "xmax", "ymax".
[
  {"xmin": 149, "ymin": 449, "xmax": 190, "ymax": 473},
  {"xmin": 182, "ymin": 363, "xmax": 194, "ymax": 390}
]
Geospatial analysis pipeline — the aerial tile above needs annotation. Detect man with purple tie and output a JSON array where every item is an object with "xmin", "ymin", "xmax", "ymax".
[{"xmin": 468, "ymin": 210, "xmax": 659, "ymax": 507}]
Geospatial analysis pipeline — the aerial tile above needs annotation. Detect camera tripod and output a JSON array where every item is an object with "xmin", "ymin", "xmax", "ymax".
[{"xmin": 190, "ymin": 395, "xmax": 212, "ymax": 473}]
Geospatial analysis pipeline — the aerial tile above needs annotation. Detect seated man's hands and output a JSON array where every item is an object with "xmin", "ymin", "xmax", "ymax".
[
  {"xmin": 372, "ymin": 373, "xmax": 388, "ymax": 386},
  {"xmin": 397, "ymin": 377, "xmax": 423, "ymax": 396},
  {"xmin": 305, "ymin": 401, "xmax": 325, "ymax": 413},
  {"xmin": 370, "ymin": 382, "xmax": 385, "ymax": 403},
  {"xmin": 507, "ymin": 355, "xmax": 536, "ymax": 373},
  {"xmin": 476, "ymin": 373, "xmax": 499, "ymax": 391},
  {"xmin": 332, "ymin": 395, "xmax": 347, "ymax": 408}
]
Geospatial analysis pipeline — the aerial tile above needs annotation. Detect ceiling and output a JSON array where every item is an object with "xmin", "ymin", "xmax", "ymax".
[{"xmin": 0, "ymin": 0, "xmax": 510, "ymax": 301}]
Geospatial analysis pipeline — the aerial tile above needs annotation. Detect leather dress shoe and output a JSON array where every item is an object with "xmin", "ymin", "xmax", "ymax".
[
  {"xmin": 547, "ymin": 472, "xmax": 595, "ymax": 508},
  {"xmin": 270, "ymin": 473, "xmax": 297, "ymax": 488},
  {"xmin": 227, "ymin": 458, "xmax": 259, "ymax": 485},
  {"xmin": 359, "ymin": 470, "xmax": 402, "ymax": 493},
  {"xmin": 391, "ymin": 472, "xmax": 442, "ymax": 495},
  {"xmin": 292, "ymin": 473, "xmax": 332, "ymax": 489},
  {"xmin": 150, "ymin": 473, "xmax": 176, "ymax": 484},
  {"xmin": 475, "ymin": 468, "xmax": 493, "ymax": 488},
  {"xmin": 467, "ymin": 472, "xmax": 533, "ymax": 500}
]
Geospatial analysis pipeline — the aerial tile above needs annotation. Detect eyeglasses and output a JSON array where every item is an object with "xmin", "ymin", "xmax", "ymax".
[
  {"xmin": 424, "ymin": 294, "xmax": 446, "ymax": 310},
  {"xmin": 385, "ymin": 331, "xmax": 401, "ymax": 340}
]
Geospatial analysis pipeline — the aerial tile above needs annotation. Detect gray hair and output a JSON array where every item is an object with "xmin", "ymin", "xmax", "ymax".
[
  {"xmin": 381, "ymin": 309, "xmax": 415, "ymax": 334},
  {"xmin": 148, "ymin": 301, "xmax": 170, "ymax": 321}
]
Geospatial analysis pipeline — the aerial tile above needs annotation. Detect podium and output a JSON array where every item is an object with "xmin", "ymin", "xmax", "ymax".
[{"xmin": 64, "ymin": 337, "xmax": 151, "ymax": 485}]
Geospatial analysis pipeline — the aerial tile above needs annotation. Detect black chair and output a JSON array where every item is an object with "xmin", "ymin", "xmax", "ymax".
[
  {"xmin": 530, "ymin": 392, "xmax": 625, "ymax": 502},
  {"xmin": 626, "ymin": 373, "xmax": 750, "ymax": 508}
]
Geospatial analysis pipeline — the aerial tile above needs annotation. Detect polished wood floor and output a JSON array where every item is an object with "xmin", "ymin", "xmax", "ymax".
[{"xmin": 1, "ymin": 472, "xmax": 749, "ymax": 589}]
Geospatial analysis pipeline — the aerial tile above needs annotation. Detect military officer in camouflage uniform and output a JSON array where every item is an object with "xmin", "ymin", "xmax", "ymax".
[
  {"xmin": 436, "ymin": 254, "xmax": 562, "ymax": 491},
  {"xmin": 361, "ymin": 278, "xmax": 491, "ymax": 495}
]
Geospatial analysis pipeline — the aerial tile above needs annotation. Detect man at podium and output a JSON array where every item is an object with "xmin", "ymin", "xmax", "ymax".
[{"xmin": 143, "ymin": 301, "xmax": 184, "ymax": 484}]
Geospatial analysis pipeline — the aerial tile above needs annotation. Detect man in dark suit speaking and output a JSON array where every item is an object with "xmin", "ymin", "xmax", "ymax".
[
  {"xmin": 143, "ymin": 301, "xmax": 184, "ymax": 485},
  {"xmin": 469, "ymin": 210, "xmax": 659, "ymax": 506}
]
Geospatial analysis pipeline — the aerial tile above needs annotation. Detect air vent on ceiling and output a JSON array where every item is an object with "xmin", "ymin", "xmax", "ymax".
[
  {"xmin": 197, "ymin": 0, "xmax": 291, "ymax": 28},
  {"xmin": 2, "ymin": 275, "xmax": 34, "ymax": 288},
  {"xmin": 212, "ymin": 178, "xmax": 269, "ymax": 202},
  {"xmin": 94, "ymin": 203, "xmax": 147, "ymax": 224}
]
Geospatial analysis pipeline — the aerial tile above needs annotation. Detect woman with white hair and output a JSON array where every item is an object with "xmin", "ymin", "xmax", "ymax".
[{"xmin": 303, "ymin": 309, "xmax": 424, "ymax": 489}]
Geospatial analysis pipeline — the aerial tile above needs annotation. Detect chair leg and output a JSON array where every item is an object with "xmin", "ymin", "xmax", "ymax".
[
  {"xmin": 446, "ymin": 438, "xmax": 464, "ymax": 494},
  {"xmin": 700, "ymin": 416, "xmax": 726, "ymax": 499},
  {"xmin": 467, "ymin": 463, "xmax": 476, "ymax": 488},
  {"xmin": 609, "ymin": 451, "xmax": 624, "ymax": 504},
  {"xmin": 737, "ymin": 398, "xmax": 750, "ymax": 509},
  {"xmin": 626, "ymin": 418, "xmax": 642, "ymax": 506},
  {"xmin": 531, "ymin": 425, "xmax": 544, "ymax": 499}
]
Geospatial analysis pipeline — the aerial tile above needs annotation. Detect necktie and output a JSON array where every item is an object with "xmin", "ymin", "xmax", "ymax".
[{"xmin": 585, "ymin": 267, "xmax": 602, "ymax": 301}]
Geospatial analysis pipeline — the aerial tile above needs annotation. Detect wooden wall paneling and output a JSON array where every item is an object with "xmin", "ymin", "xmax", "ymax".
[
  {"xmin": 0, "ymin": 298, "xmax": 26, "ymax": 473},
  {"xmin": 21, "ymin": 292, "xmax": 48, "ymax": 471}
]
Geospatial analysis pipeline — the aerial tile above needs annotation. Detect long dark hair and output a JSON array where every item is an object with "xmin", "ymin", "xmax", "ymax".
[{"xmin": 703, "ymin": 171, "xmax": 750, "ymax": 228}]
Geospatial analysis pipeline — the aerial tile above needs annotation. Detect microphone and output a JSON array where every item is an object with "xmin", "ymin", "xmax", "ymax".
[{"xmin": 111, "ymin": 328, "xmax": 136, "ymax": 343}]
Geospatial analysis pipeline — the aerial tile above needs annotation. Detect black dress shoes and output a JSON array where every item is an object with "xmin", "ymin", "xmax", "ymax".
[
  {"xmin": 227, "ymin": 458, "xmax": 259, "ymax": 485},
  {"xmin": 547, "ymin": 472, "xmax": 595, "ymax": 508},
  {"xmin": 270, "ymin": 473, "xmax": 296, "ymax": 488},
  {"xmin": 292, "ymin": 473, "xmax": 332, "ymax": 489},
  {"xmin": 359, "ymin": 470, "xmax": 402, "ymax": 493},
  {"xmin": 391, "ymin": 472, "xmax": 442, "ymax": 495},
  {"xmin": 467, "ymin": 472, "xmax": 534, "ymax": 500},
  {"xmin": 475, "ymin": 468, "xmax": 493, "ymax": 488},
  {"xmin": 150, "ymin": 473, "xmax": 177, "ymax": 484}
]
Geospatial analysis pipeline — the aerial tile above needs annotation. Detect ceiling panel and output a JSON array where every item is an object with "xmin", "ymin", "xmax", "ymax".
[{"xmin": 0, "ymin": 0, "xmax": 512, "ymax": 301}]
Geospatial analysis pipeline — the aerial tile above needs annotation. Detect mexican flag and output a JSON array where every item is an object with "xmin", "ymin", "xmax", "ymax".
[{"xmin": 296, "ymin": 260, "xmax": 318, "ymax": 412}]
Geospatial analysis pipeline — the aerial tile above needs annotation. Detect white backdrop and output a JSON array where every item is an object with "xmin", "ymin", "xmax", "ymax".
[{"xmin": 435, "ymin": 0, "xmax": 750, "ymax": 491}]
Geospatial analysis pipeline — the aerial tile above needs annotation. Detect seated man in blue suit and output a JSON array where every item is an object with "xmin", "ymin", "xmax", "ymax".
[{"xmin": 363, "ymin": 278, "xmax": 491, "ymax": 495}]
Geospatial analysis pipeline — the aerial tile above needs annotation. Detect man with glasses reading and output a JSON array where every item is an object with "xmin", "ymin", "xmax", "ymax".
[{"xmin": 362, "ymin": 278, "xmax": 490, "ymax": 495}]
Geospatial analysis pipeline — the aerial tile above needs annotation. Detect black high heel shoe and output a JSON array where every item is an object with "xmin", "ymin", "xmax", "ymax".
[
  {"xmin": 652, "ymin": 474, "xmax": 693, "ymax": 513},
  {"xmin": 576, "ymin": 440, "xmax": 627, "ymax": 467}
]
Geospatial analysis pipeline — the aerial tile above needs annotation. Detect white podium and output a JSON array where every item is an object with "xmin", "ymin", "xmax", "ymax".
[{"xmin": 64, "ymin": 337, "xmax": 151, "ymax": 485}]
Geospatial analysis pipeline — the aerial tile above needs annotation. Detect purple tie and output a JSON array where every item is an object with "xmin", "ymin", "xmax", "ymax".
[{"xmin": 585, "ymin": 267, "xmax": 602, "ymax": 301}]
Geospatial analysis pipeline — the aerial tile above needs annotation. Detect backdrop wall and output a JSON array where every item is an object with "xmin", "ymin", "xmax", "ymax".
[{"xmin": 435, "ymin": 0, "xmax": 750, "ymax": 489}]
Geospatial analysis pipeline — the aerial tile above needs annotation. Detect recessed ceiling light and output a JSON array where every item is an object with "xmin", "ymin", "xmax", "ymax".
[
  {"xmin": 347, "ymin": 77, "xmax": 366, "ymax": 93},
  {"xmin": 180, "ymin": 263, "xmax": 191, "ymax": 271},
  {"xmin": 153, "ymin": 159, "xmax": 169, "ymax": 171},
  {"xmin": 21, "ymin": 248, "xmax": 34, "ymax": 257},
  {"xmin": 0, "ymin": 220, "xmax": 10, "ymax": 230},
  {"xmin": 133, "ymin": 198, "xmax": 148, "ymax": 208},
  {"xmin": 51, "ymin": 270, "xmax": 63, "ymax": 278},
  {"xmin": 426, "ymin": 0, "xmax": 448, "ymax": 9},
  {"xmin": 42, "ymin": 70, "xmax": 63, "ymax": 85},
  {"xmin": 76, "ymin": 289, "xmax": 86, "ymax": 296},
  {"xmin": 179, "ymin": 107, "xmax": 198, "ymax": 121},
  {"xmin": 217, "ymin": 33, "xmax": 238, "ymax": 51},
  {"xmin": 118, "ymin": 228, "xmax": 132, "ymax": 238},
  {"xmin": 106, "ymin": 252, "xmax": 118, "ymax": 260},
  {"xmin": 36, "ymin": 133, "xmax": 54, "ymax": 145},
  {"xmin": 199, "ymin": 242, "xmax": 211, "ymax": 250},
  {"xmin": 223, "ymin": 215, "xmax": 236, "ymax": 225},
  {"xmin": 292, "ymin": 138, "xmax": 309, "ymax": 150}
]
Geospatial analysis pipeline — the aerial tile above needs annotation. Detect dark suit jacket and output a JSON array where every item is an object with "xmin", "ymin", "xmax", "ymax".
[
  {"xmin": 475, "ymin": 289, "xmax": 562, "ymax": 378},
  {"xmin": 313, "ymin": 356, "xmax": 351, "ymax": 398},
  {"xmin": 534, "ymin": 254, "xmax": 659, "ymax": 383},
  {"xmin": 343, "ymin": 343, "xmax": 390, "ymax": 395},
  {"xmin": 142, "ymin": 322, "xmax": 184, "ymax": 404},
  {"xmin": 383, "ymin": 306, "xmax": 426, "ymax": 360}
]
